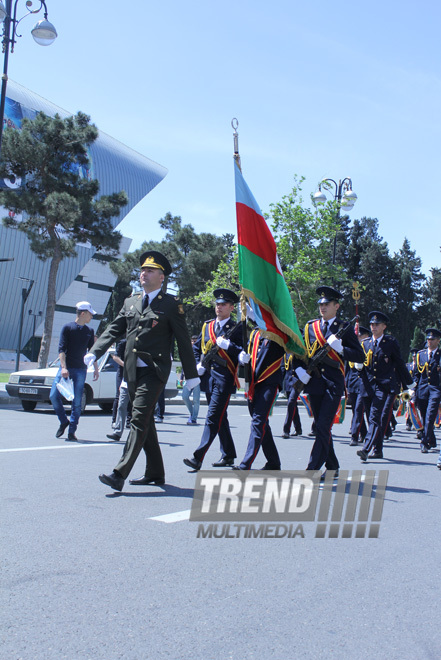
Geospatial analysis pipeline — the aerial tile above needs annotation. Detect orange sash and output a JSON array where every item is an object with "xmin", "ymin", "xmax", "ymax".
[
  {"xmin": 311, "ymin": 320, "xmax": 345, "ymax": 377},
  {"xmin": 247, "ymin": 329, "xmax": 282, "ymax": 401},
  {"xmin": 207, "ymin": 320, "xmax": 240, "ymax": 388}
]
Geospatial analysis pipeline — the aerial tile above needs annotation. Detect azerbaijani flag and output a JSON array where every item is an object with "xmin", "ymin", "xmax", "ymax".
[{"xmin": 234, "ymin": 160, "xmax": 306, "ymax": 359}]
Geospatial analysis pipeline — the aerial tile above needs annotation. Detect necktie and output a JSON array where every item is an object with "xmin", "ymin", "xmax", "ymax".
[
  {"xmin": 373, "ymin": 339, "xmax": 378, "ymax": 353},
  {"xmin": 428, "ymin": 351, "xmax": 432, "ymax": 361},
  {"xmin": 142, "ymin": 295, "xmax": 149, "ymax": 311},
  {"xmin": 323, "ymin": 321, "xmax": 328, "ymax": 335},
  {"xmin": 215, "ymin": 322, "xmax": 221, "ymax": 335}
]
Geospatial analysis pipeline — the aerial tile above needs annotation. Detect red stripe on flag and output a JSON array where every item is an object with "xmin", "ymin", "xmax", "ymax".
[
  {"xmin": 236, "ymin": 202, "xmax": 277, "ymax": 266},
  {"xmin": 260, "ymin": 305, "xmax": 288, "ymax": 344}
]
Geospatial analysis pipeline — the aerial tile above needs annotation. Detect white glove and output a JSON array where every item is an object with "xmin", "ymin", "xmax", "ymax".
[
  {"xmin": 407, "ymin": 389, "xmax": 415, "ymax": 398},
  {"xmin": 84, "ymin": 353, "xmax": 96, "ymax": 367},
  {"xmin": 185, "ymin": 377, "xmax": 200, "ymax": 391},
  {"xmin": 354, "ymin": 362, "xmax": 364, "ymax": 371},
  {"xmin": 246, "ymin": 303, "xmax": 256, "ymax": 322},
  {"xmin": 327, "ymin": 334, "xmax": 343, "ymax": 354},
  {"xmin": 216, "ymin": 336, "xmax": 230, "ymax": 350},
  {"xmin": 409, "ymin": 381, "xmax": 417, "ymax": 390},
  {"xmin": 238, "ymin": 350, "xmax": 251, "ymax": 365},
  {"xmin": 196, "ymin": 362, "xmax": 206, "ymax": 376},
  {"xmin": 295, "ymin": 367, "xmax": 311, "ymax": 385}
]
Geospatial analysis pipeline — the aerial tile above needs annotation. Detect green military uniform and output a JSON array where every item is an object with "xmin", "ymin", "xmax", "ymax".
[{"xmin": 91, "ymin": 289, "xmax": 197, "ymax": 481}]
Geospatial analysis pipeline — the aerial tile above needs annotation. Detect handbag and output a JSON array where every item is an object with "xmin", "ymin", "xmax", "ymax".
[{"xmin": 56, "ymin": 377, "xmax": 75, "ymax": 401}]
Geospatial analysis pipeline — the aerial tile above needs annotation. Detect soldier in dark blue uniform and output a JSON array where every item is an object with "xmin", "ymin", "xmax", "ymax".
[
  {"xmin": 414, "ymin": 328, "xmax": 441, "ymax": 454},
  {"xmin": 183, "ymin": 288, "xmax": 243, "ymax": 470},
  {"xmin": 294, "ymin": 286, "xmax": 363, "ymax": 475},
  {"xmin": 356, "ymin": 311, "xmax": 413, "ymax": 461},
  {"xmin": 346, "ymin": 325, "xmax": 371, "ymax": 446},
  {"xmin": 282, "ymin": 352, "xmax": 303, "ymax": 438},
  {"xmin": 235, "ymin": 329, "xmax": 285, "ymax": 470}
]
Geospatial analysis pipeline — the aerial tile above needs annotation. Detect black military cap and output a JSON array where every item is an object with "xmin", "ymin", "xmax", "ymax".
[
  {"xmin": 213, "ymin": 288, "xmax": 239, "ymax": 304},
  {"xmin": 368, "ymin": 310, "xmax": 390, "ymax": 325},
  {"xmin": 358, "ymin": 325, "xmax": 371, "ymax": 337},
  {"xmin": 425, "ymin": 327, "xmax": 441, "ymax": 339},
  {"xmin": 139, "ymin": 250, "xmax": 172, "ymax": 276},
  {"xmin": 316, "ymin": 286, "xmax": 343, "ymax": 304},
  {"xmin": 410, "ymin": 347, "xmax": 419, "ymax": 355}
]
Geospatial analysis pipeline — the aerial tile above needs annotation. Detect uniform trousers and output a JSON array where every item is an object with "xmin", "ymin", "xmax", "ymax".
[
  {"xmin": 239, "ymin": 381, "xmax": 281, "ymax": 470},
  {"xmin": 417, "ymin": 394, "xmax": 441, "ymax": 448},
  {"xmin": 193, "ymin": 376, "xmax": 237, "ymax": 463},
  {"xmin": 361, "ymin": 388, "xmax": 390, "ymax": 454},
  {"xmin": 114, "ymin": 367, "xmax": 165, "ymax": 480},
  {"xmin": 378, "ymin": 392, "xmax": 397, "ymax": 450},
  {"xmin": 350, "ymin": 392, "xmax": 367, "ymax": 442},
  {"xmin": 307, "ymin": 391, "xmax": 341, "ymax": 471},
  {"xmin": 283, "ymin": 389, "xmax": 302, "ymax": 435}
]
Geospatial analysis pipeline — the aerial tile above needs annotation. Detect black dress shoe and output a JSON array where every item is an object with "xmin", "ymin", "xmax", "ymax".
[
  {"xmin": 437, "ymin": 463, "xmax": 441, "ymax": 470},
  {"xmin": 183, "ymin": 457, "xmax": 202, "ymax": 471},
  {"xmin": 420, "ymin": 443, "xmax": 429, "ymax": 454},
  {"xmin": 357, "ymin": 449, "xmax": 368, "ymax": 462},
  {"xmin": 349, "ymin": 440, "xmax": 358, "ymax": 446},
  {"xmin": 260, "ymin": 463, "xmax": 281, "ymax": 470},
  {"xmin": 66, "ymin": 433, "xmax": 77, "ymax": 442},
  {"xmin": 292, "ymin": 430, "xmax": 303, "ymax": 436},
  {"xmin": 320, "ymin": 469, "xmax": 340, "ymax": 481},
  {"xmin": 369, "ymin": 452, "xmax": 384, "ymax": 459},
  {"xmin": 106, "ymin": 433, "xmax": 121, "ymax": 441},
  {"xmin": 212, "ymin": 457, "xmax": 235, "ymax": 467},
  {"xmin": 99, "ymin": 471, "xmax": 124, "ymax": 491},
  {"xmin": 129, "ymin": 475, "xmax": 165, "ymax": 485},
  {"xmin": 282, "ymin": 432, "xmax": 290, "ymax": 439},
  {"xmin": 55, "ymin": 422, "xmax": 69, "ymax": 438}
]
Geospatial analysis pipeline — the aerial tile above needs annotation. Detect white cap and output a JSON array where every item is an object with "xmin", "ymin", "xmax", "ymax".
[{"xmin": 76, "ymin": 301, "xmax": 97, "ymax": 315}]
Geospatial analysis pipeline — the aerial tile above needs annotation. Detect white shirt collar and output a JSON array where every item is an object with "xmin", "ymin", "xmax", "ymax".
[
  {"xmin": 373, "ymin": 334, "xmax": 383, "ymax": 344},
  {"xmin": 143, "ymin": 287, "xmax": 162, "ymax": 304},
  {"xmin": 216, "ymin": 317, "xmax": 230, "ymax": 328}
]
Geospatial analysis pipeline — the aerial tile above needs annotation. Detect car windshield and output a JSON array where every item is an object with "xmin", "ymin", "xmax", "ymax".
[{"xmin": 48, "ymin": 350, "xmax": 113, "ymax": 370}]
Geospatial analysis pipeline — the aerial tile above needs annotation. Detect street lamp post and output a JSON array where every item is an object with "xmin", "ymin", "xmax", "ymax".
[
  {"xmin": 15, "ymin": 276, "xmax": 34, "ymax": 371},
  {"xmin": 28, "ymin": 308, "xmax": 42, "ymax": 361},
  {"xmin": 0, "ymin": 0, "xmax": 57, "ymax": 156},
  {"xmin": 312, "ymin": 177, "xmax": 357, "ymax": 265}
]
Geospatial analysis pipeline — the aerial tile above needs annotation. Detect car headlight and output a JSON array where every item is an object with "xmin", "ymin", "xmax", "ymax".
[
  {"xmin": 9, "ymin": 375, "xmax": 19, "ymax": 384},
  {"xmin": 44, "ymin": 377, "xmax": 55, "ymax": 386}
]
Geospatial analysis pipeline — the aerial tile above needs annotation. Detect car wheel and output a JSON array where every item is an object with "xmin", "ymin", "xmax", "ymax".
[
  {"xmin": 98, "ymin": 403, "xmax": 113, "ymax": 413},
  {"xmin": 22, "ymin": 400, "xmax": 37, "ymax": 412}
]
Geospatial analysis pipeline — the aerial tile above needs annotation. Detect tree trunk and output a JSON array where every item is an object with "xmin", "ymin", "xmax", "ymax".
[{"xmin": 38, "ymin": 242, "xmax": 62, "ymax": 368}]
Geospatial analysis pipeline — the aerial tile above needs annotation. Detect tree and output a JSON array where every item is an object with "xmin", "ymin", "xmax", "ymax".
[
  {"xmin": 0, "ymin": 111, "xmax": 128, "ymax": 367},
  {"xmin": 389, "ymin": 238, "xmax": 425, "ymax": 355},
  {"xmin": 417, "ymin": 267, "xmax": 441, "ymax": 332},
  {"xmin": 267, "ymin": 176, "xmax": 349, "ymax": 325}
]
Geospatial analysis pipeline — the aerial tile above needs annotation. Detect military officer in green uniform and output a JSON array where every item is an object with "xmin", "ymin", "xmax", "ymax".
[{"xmin": 84, "ymin": 251, "xmax": 199, "ymax": 491}]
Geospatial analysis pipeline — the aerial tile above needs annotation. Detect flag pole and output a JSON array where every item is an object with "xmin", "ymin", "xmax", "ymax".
[{"xmin": 232, "ymin": 118, "xmax": 249, "ymax": 392}]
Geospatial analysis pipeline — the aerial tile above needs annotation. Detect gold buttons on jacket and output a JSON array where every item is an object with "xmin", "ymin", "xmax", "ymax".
[{"xmin": 133, "ymin": 348, "xmax": 137, "ymax": 353}]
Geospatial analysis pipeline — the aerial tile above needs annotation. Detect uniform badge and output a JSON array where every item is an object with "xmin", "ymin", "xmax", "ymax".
[
  {"xmin": 178, "ymin": 304, "xmax": 185, "ymax": 314},
  {"xmin": 152, "ymin": 320, "xmax": 158, "ymax": 328}
]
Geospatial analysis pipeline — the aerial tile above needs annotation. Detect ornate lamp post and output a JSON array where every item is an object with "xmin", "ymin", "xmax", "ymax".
[
  {"xmin": 312, "ymin": 177, "xmax": 357, "ymax": 265},
  {"xmin": 0, "ymin": 0, "xmax": 57, "ymax": 156}
]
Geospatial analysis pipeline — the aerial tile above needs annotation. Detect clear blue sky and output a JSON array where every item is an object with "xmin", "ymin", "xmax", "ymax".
[{"xmin": 8, "ymin": 0, "xmax": 441, "ymax": 276}]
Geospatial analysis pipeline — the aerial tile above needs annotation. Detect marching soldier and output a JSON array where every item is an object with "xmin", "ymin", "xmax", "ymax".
[
  {"xmin": 356, "ymin": 311, "xmax": 413, "ymax": 461},
  {"xmin": 282, "ymin": 352, "xmax": 303, "ymax": 438},
  {"xmin": 183, "ymin": 288, "xmax": 243, "ymax": 471},
  {"xmin": 414, "ymin": 328, "xmax": 441, "ymax": 454},
  {"xmin": 294, "ymin": 286, "xmax": 364, "ymax": 475},
  {"xmin": 346, "ymin": 325, "xmax": 371, "ymax": 446},
  {"xmin": 405, "ymin": 348, "xmax": 419, "ymax": 431},
  {"xmin": 235, "ymin": 328, "xmax": 285, "ymax": 470},
  {"xmin": 84, "ymin": 251, "xmax": 199, "ymax": 491}
]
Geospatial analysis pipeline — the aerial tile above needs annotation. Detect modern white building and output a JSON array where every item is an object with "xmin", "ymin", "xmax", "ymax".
[{"xmin": 0, "ymin": 80, "xmax": 167, "ymax": 364}]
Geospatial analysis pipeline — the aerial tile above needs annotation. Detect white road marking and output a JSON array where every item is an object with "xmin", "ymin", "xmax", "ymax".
[
  {"xmin": 149, "ymin": 510, "xmax": 191, "ymax": 523},
  {"xmin": 0, "ymin": 443, "xmax": 116, "ymax": 452}
]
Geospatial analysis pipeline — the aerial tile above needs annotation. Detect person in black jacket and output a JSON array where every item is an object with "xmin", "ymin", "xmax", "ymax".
[
  {"xmin": 414, "ymin": 328, "xmax": 441, "ymax": 454},
  {"xmin": 183, "ymin": 289, "xmax": 243, "ymax": 471},
  {"xmin": 355, "ymin": 311, "xmax": 414, "ymax": 461},
  {"xmin": 294, "ymin": 286, "xmax": 364, "ymax": 475},
  {"xmin": 235, "ymin": 328, "xmax": 285, "ymax": 470}
]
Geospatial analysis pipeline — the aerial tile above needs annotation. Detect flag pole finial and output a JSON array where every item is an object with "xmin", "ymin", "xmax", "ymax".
[{"xmin": 231, "ymin": 117, "xmax": 241, "ymax": 171}]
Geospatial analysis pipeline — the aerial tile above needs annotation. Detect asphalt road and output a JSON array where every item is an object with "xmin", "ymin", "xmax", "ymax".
[{"xmin": 1, "ymin": 401, "xmax": 440, "ymax": 660}]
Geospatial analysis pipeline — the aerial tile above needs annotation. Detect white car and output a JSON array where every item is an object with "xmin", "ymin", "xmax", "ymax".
[{"xmin": 6, "ymin": 348, "xmax": 179, "ymax": 412}]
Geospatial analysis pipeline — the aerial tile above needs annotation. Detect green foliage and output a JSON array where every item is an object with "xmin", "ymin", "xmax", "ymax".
[{"xmin": 0, "ymin": 111, "xmax": 128, "ymax": 366}]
